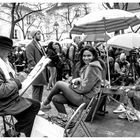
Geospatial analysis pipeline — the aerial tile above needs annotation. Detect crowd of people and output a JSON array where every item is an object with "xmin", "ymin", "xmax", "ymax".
[{"xmin": 1, "ymin": 29, "xmax": 140, "ymax": 137}]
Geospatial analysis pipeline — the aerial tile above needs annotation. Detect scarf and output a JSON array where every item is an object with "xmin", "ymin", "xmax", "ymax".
[{"xmin": 0, "ymin": 58, "xmax": 15, "ymax": 80}]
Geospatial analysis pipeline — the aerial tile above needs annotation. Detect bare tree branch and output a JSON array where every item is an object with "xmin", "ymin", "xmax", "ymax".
[
  {"xmin": 0, "ymin": 17, "xmax": 10, "ymax": 23},
  {"xmin": 0, "ymin": 10, "xmax": 11, "ymax": 16}
]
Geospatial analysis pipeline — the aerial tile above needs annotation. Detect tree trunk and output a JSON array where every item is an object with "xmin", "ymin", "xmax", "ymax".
[
  {"xmin": 69, "ymin": 32, "xmax": 72, "ymax": 39},
  {"xmin": 10, "ymin": 3, "xmax": 16, "ymax": 39},
  {"xmin": 10, "ymin": 22, "xmax": 16, "ymax": 39}
]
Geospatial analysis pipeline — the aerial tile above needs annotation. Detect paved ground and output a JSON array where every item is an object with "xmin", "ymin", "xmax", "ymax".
[{"xmin": 0, "ymin": 85, "xmax": 140, "ymax": 137}]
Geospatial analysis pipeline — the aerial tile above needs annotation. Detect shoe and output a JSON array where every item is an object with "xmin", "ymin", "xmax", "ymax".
[
  {"xmin": 41, "ymin": 102, "xmax": 51, "ymax": 110},
  {"xmin": 113, "ymin": 104, "xmax": 126, "ymax": 114},
  {"xmin": 134, "ymin": 109, "xmax": 140, "ymax": 120},
  {"xmin": 118, "ymin": 110, "xmax": 138, "ymax": 121},
  {"xmin": 57, "ymin": 113, "xmax": 68, "ymax": 122},
  {"xmin": 38, "ymin": 110, "xmax": 45, "ymax": 115},
  {"xmin": 43, "ymin": 99, "xmax": 51, "ymax": 106},
  {"xmin": 118, "ymin": 113, "xmax": 127, "ymax": 119},
  {"xmin": 126, "ymin": 110, "xmax": 138, "ymax": 121}
]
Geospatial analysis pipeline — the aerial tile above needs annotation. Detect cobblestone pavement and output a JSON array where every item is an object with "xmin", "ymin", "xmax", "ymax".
[{"xmin": 0, "ymin": 85, "xmax": 140, "ymax": 137}]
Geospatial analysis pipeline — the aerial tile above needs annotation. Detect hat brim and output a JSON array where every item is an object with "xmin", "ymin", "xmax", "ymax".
[{"xmin": 0, "ymin": 45, "xmax": 13, "ymax": 51}]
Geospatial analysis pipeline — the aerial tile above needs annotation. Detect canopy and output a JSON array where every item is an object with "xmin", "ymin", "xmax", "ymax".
[
  {"xmin": 107, "ymin": 33, "xmax": 140, "ymax": 51},
  {"xmin": 70, "ymin": 9, "xmax": 140, "ymax": 35}
]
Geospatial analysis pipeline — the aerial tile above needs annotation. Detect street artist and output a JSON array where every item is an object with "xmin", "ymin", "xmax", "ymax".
[{"xmin": 0, "ymin": 36, "xmax": 40, "ymax": 137}]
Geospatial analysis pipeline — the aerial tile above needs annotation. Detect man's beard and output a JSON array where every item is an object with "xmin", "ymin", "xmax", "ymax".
[{"xmin": 36, "ymin": 38, "xmax": 40, "ymax": 42}]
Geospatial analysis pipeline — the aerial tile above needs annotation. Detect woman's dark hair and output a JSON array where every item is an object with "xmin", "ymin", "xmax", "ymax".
[
  {"xmin": 54, "ymin": 42, "xmax": 62, "ymax": 53},
  {"xmin": 78, "ymin": 41, "xmax": 84, "ymax": 52},
  {"xmin": 47, "ymin": 41, "xmax": 55, "ymax": 51},
  {"xmin": 78, "ymin": 45, "xmax": 98, "ymax": 69}
]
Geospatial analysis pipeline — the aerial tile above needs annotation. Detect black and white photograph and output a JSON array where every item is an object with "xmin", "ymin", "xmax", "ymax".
[{"xmin": 0, "ymin": 1, "xmax": 140, "ymax": 138}]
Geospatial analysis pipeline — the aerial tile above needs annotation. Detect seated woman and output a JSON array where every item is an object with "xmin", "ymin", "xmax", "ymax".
[{"xmin": 42, "ymin": 46, "xmax": 103, "ymax": 119}]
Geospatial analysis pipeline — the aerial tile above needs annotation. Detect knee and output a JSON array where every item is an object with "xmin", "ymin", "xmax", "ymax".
[
  {"xmin": 52, "ymin": 96, "xmax": 58, "ymax": 103},
  {"xmin": 52, "ymin": 95, "xmax": 64, "ymax": 104},
  {"xmin": 55, "ymin": 81, "xmax": 64, "ymax": 86}
]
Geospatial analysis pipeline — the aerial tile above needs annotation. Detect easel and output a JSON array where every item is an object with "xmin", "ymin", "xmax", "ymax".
[{"xmin": 19, "ymin": 56, "xmax": 51, "ymax": 96}]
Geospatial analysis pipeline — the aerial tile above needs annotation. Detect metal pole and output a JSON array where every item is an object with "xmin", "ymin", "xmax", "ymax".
[
  {"xmin": 56, "ymin": 28, "xmax": 58, "ymax": 41},
  {"xmin": 103, "ymin": 17, "xmax": 111, "ymax": 86}
]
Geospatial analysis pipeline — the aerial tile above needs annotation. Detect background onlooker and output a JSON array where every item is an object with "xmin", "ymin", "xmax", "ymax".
[{"xmin": 26, "ymin": 29, "xmax": 50, "ymax": 113}]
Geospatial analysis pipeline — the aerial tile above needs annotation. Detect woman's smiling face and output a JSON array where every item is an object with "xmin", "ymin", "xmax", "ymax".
[{"xmin": 82, "ymin": 50, "xmax": 94, "ymax": 65}]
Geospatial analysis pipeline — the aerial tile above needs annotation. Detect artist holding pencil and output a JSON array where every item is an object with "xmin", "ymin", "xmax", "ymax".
[{"xmin": 0, "ymin": 36, "xmax": 40, "ymax": 137}]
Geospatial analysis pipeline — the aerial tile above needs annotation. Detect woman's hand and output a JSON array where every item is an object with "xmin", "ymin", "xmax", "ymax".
[
  {"xmin": 71, "ymin": 78, "xmax": 81, "ymax": 84},
  {"xmin": 70, "ymin": 78, "xmax": 81, "ymax": 89}
]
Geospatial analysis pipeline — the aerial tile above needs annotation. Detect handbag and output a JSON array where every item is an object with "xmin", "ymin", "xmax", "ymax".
[{"xmin": 31, "ymin": 115, "xmax": 64, "ymax": 137}]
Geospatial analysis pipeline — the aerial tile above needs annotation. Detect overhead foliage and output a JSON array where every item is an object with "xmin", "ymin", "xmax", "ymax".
[{"xmin": 0, "ymin": 2, "xmax": 57, "ymax": 38}]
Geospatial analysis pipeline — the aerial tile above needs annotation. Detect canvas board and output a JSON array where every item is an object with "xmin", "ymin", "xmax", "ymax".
[{"xmin": 19, "ymin": 56, "xmax": 51, "ymax": 96}]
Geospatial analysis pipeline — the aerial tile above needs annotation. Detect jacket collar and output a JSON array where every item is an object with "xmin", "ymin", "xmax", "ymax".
[{"xmin": 32, "ymin": 39, "xmax": 44, "ymax": 55}]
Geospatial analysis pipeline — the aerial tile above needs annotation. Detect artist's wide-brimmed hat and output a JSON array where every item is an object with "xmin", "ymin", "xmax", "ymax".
[{"xmin": 0, "ymin": 36, "xmax": 13, "ymax": 51}]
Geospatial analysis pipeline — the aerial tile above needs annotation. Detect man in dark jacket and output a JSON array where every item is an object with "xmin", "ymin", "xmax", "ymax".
[
  {"xmin": 0, "ymin": 36, "xmax": 40, "ymax": 137},
  {"xmin": 26, "ymin": 30, "xmax": 50, "ymax": 112}
]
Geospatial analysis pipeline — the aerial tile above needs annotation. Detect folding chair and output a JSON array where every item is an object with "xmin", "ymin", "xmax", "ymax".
[
  {"xmin": 85, "ymin": 88, "xmax": 107, "ymax": 122},
  {"xmin": 0, "ymin": 112, "xmax": 19, "ymax": 137},
  {"xmin": 64, "ymin": 88, "xmax": 107, "ymax": 137},
  {"xmin": 64, "ymin": 103, "xmax": 89, "ymax": 137}
]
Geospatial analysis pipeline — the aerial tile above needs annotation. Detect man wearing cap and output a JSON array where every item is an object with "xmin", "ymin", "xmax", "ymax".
[
  {"xmin": 26, "ymin": 29, "xmax": 51, "ymax": 114},
  {"xmin": 0, "ymin": 36, "xmax": 40, "ymax": 137},
  {"xmin": 114, "ymin": 53, "xmax": 130, "ymax": 84}
]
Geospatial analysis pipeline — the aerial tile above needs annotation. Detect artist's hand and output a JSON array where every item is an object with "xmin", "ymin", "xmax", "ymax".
[{"xmin": 15, "ymin": 72, "xmax": 27, "ymax": 82}]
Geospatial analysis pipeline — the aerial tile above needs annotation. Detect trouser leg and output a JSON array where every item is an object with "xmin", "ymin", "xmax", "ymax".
[
  {"xmin": 48, "ymin": 66, "xmax": 57, "ymax": 88},
  {"xmin": 14, "ymin": 98, "xmax": 40, "ymax": 137},
  {"xmin": 32, "ymin": 85, "xmax": 44, "ymax": 102},
  {"xmin": 47, "ymin": 81, "xmax": 89, "ymax": 107},
  {"xmin": 52, "ymin": 94, "xmax": 68, "ymax": 114},
  {"xmin": 121, "ymin": 90, "xmax": 134, "ymax": 105}
]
